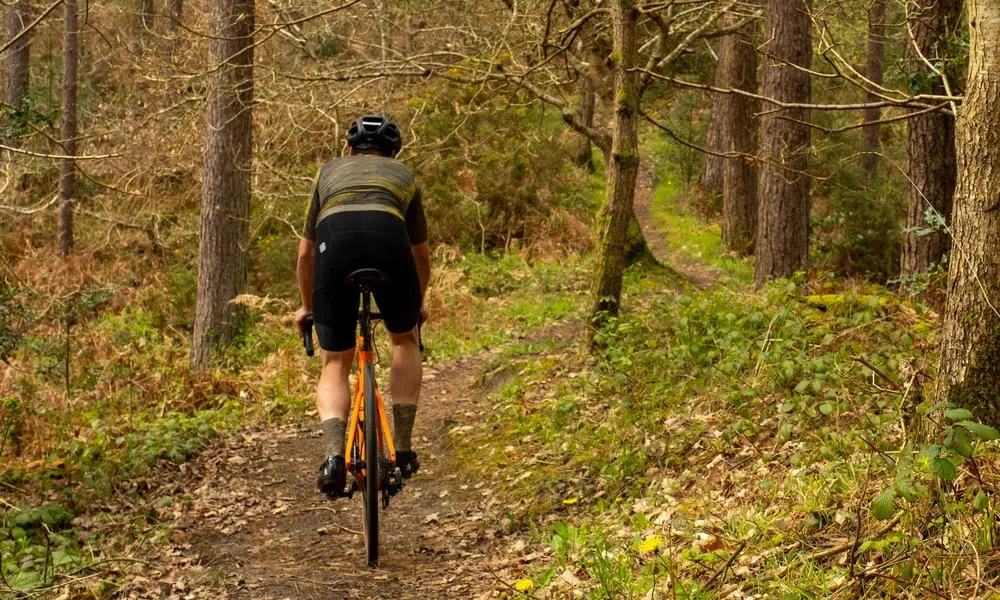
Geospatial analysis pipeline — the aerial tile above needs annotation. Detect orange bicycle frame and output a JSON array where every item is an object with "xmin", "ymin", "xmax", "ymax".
[{"xmin": 344, "ymin": 336, "xmax": 397, "ymax": 480}]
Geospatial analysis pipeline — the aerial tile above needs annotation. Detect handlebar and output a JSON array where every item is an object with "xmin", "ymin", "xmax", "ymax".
[{"xmin": 301, "ymin": 314, "xmax": 315, "ymax": 357}]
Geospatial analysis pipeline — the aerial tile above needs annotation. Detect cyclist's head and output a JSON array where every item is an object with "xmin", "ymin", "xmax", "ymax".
[{"xmin": 346, "ymin": 115, "xmax": 402, "ymax": 157}]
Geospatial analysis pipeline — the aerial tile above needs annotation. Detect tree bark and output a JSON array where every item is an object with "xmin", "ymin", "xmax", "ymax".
[
  {"xmin": 573, "ymin": 41, "xmax": 597, "ymax": 171},
  {"xmin": 191, "ymin": 0, "xmax": 254, "ymax": 370},
  {"xmin": 588, "ymin": 0, "xmax": 639, "ymax": 344},
  {"xmin": 900, "ymin": 0, "xmax": 961, "ymax": 277},
  {"xmin": 166, "ymin": 0, "xmax": 182, "ymax": 35},
  {"xmin": 861, "ymin": 0, "xmax": 885, "ymax": 175},
  {"xmin": 59, "ymin": 0, "xmax": 79, "ymax": 258},
  {"xmin": 754, "ymin": 0, "xmax": 811, "ymax": 285},
  {"xmin": 699, "ymin": 53, "xmax": 725, "ymax": 197},
  {"xmin": 3, "ymin": 0, "xmax": 31, "ymax": 146},
  {"xmin": 933, "ymin": 0, "xmax": 1000, "ymax": 426},
  {"xmin": 133, "ymin": 0, "xmax": 155, "ymax": 54},
  {"xmin": 720, "ymin": 16, "xmax": 758, "ymax": 256},
  {"xmin": 378, "ymin": 0, "xmax": 390, "ymax": 61}
]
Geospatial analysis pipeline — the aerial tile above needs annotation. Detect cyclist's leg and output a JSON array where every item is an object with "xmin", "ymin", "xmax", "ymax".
[
  {"xmin": 365, "ymin": 215, "xmax": 423, "ymax": 475},
  {"xmin": 317, "ymin": 347, "xmax": 354, "ymax": 428},
  {"xmin": 312, "ymin": 219, "xmax": 362, "ymax": 494},
  {"xmin": 388, "ymin": 327, "xmax": 421, "ymax": 451}
]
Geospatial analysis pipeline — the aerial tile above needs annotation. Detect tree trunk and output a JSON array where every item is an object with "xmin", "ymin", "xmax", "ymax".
[
  {"xmin": 402, "ymin": 0, "xmax": 411, "ymax": 55},
  {"xmin": 191, "ymin": 0, "xmax": 254, "ymax": 370},
  {"xmin": 861, "ymin": 0, "xmax": 885, "ymax": 175},
  {"xmin": 59, "ymin": 0, "xmax": 79, "ymax": 258},
  {"xmin": 3, "ymin": 0, "xmax": 31, "ymax": 146},
  {"xmin": 699, "ymin": 55, "xmax": 725, "ymax": 197},
  {"xmin": 933, "ymin": 0, "xmax": 1000, "ymax": 426},
  {"xmin": 141, "ymin": 0, "xmax": 154, "ymax": 31},
  {"xmin": 378, "ymin": 0, "xmax": 390, "ymax": 61},
  {"xmin": 900, "ymin": 0, "xmax": 961, "ymax": 277},
  {"xmin": 133, "ymin": 0, "xmax": 155, "ymax": 54},
  {"xmin": 588, "ymin": 0, "xmax": 639, "ymax": 344},
  {"xmin": 720, "ymin": 16, "xmax": 758, "ymax": 256},
  {"xmin": 166, "ymin": 0, "xmax": 182, "ymax": 35},
  {"xmin": 573, "ymin": 41, "xmax": 597, "ymax": 171},
  {"xmin": 754, "ymin": 0, "xmax": 811, "ymax": 285}
]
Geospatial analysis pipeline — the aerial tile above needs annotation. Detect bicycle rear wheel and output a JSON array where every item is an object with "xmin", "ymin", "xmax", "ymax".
[{"xmin": 362, "ymin": 361, "xmax": 380, "ymax": 567}]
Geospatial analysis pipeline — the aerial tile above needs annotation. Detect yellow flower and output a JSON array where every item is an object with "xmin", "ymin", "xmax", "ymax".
[
  {"xmin": 514, "ymin": 578, "xmax": 535, "ymax": 592},
  {"xmin": 638, "ymin": 535, "xmax": 664, "ymax": 554},
  {"xmin": 562, "ymin": 497, "xmax": 579, "ymax": 505}
]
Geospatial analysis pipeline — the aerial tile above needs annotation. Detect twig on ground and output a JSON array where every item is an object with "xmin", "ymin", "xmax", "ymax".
[
  {"xmin": 705, "ymin": 539, "xmax": 747, "ymax": 590},
  {"xmin": 302, "ymin": 506, "xmax": 364, "ymax": 535},
  {"xmin": 761, "ymin": 513, "xmax": 902, "ymax": 582},
  {"xmin": 852, "ymin": 356, "xmax": 902, "ymax": 392},
  {"xmin": 485, "ymin": 565, "xmax": 539, "ymax": 599}
]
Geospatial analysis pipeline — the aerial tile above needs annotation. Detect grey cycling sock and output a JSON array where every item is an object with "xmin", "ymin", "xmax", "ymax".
[
  {"xmin": 321, "ymin": 417, "xmax": 347, "ymax": 458},
  {"xmin": 393, "ymin": 404, "xmax": 418, "ymax": 453}
]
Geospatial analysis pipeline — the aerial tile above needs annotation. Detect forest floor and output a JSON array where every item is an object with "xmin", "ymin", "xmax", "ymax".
[
  {"xmin": 632, "ymin": 164, "xmax": 720, "ymax": 289},
  {"xmin": 8, "ymin": 160, "xmax": 994, "ymax": 600},
  {"xmin": 104, "ymin": 166, "xmax": 704, "ymax": 599},
  {"xmin": 120, "ymin": 322, "xmax": 581, "ymax": 600}
]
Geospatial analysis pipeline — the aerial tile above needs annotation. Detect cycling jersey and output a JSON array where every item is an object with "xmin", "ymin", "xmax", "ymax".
[{"xmin": 302, "ymin": 154, "xmax": 427, "ymax": 245}]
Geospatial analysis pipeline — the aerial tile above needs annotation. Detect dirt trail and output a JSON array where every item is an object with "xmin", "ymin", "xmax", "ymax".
[
  {"xmin": 127, "ymin": 324, "xmax": 580, "ymax": 599},
  {"xmin": 108, "ymin": 165, "xmax": 693, "ymax": 599},
  {"xmin": 632, "ymin": 162, "xmax": 721, "ymax": 288}
]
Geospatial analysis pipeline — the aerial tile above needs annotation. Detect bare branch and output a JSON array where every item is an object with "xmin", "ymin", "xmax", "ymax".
[
  {"xmin": 0, "ymin": 144, "xmax": 119, "ymax": 160},
  {"xmin": 0, "ymin": 0, "xmax": 63, "ymax": 56},
  {"xmin": 636, "ymin": 68, "xmax": 956, "ymax": 112}
]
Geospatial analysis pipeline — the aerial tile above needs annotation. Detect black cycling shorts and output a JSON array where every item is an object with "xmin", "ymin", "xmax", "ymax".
[{"xmin": 312, "ymin": 211, "xmax": 422, "ymax": 352}]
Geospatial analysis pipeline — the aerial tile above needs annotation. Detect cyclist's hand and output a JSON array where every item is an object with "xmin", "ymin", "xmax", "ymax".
[{"xmin": 294, "ymin": 307, "xmax": 311, "ymax": 334}]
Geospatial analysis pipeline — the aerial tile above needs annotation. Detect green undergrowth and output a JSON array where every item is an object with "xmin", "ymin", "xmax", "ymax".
[
  {"xmin": 647, "ymin": 176, "xmax": 753, "ymax": 285},
  {"xmin": 460, "ymin": 263, "xmax": 999, "ymax": 598},
  {"xmin": 0, "ymin": 250, "xmax": 593, "ymax": 596},
  {"xmin": 423, "ymin": 252, "xmax": 591, "ymax": 360}
]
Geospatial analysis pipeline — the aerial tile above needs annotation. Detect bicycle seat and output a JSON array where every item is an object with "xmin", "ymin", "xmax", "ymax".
[{"xmin": 345, "ymin": 268, "xmax": 389, "ymax": 287}]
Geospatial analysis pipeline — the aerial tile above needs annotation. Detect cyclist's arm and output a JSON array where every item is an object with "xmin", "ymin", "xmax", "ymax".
[
  {"xmin": 298, "ymin": 175, "xmax": 322, "ymax": 315},
  {"xmin": 412, "ymin": 242, "xmax": 430, "ymax": 298},
  {"xmin": 297, "ymin": 237, "xmax": 315, "ymax": 312},
  {"xmin": 406, "ymin": 189, "xmax": 431, "ymax": 298}
]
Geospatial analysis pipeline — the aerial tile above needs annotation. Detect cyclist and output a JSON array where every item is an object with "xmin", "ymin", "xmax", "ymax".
[{"xmin": 294, "ymin": 115, "xmax": 430, "ymax": 497}]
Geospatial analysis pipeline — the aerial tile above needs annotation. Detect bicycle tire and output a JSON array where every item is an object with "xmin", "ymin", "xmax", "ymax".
[{"xmin": 362, "ymin": 361, "xmax": 380, "ymax": 567}]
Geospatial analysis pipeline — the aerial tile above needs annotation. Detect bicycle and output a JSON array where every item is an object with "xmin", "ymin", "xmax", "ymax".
[{"xmin": 301, "ymin": 268, "xmax": 405, "ymax": 567}]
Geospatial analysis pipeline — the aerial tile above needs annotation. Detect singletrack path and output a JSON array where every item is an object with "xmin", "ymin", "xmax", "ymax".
[
  {"xmin": 633, "ymin": 162, "xmax": 721, "ymax": 288},
  {"xmin": 132, "ymin": 348, "xmax": 548, "ymax": 599}
]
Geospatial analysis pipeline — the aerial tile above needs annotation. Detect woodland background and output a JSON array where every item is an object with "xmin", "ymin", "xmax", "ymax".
[{"xmin": 2, "ymin": 0, "xmax": 1000, "ymax": 598}]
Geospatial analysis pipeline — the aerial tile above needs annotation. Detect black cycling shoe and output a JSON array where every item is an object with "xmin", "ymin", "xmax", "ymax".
[
  {"xmin": 317, "ymin": 455, "xmax": 347, "ymax": 498},
  {"xmin": 396, "ymin": 451, "xmax": 420, "ymax": 479}
]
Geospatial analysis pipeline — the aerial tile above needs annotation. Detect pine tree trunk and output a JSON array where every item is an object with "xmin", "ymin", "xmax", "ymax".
[
  {"xmin": 59, "ymin": 0, "xmax": 79, "ymax": 258},
  {"xmin": 699, "ymin": 55, "xmax": 725, "ymax": 197},
  {"xmin": 754, "ymin": 0, "xmax": 811, "ymax": 285},
  {"xmin": 861, "ymin": 0, "xmax": 885, "ymax": 175},
  {"xmin": 133, "ymin": 0, "xmax": 155, "ymax": 54},
  {"xmin": 141, "ymin": 0, "xmax": 154, "ymax": 31},
  {"xmin": 932, "ymin": 0, "xmax": 1000, "ymax": 426},
  {"xmin": 3, "ymin": 0, "xmax": 31, "ymax": 146},
  {"xmin": 402, "ymin": 0, "xmax": 411, "ymax": 55},
  {"xmin": 191, "ymin": 0, "xmax": 254, "ymax": 370},
  {"xmin": 378, "ymin": 0, "xmax": 390, "ymax": 61},
  {"xmin": 721, "ymin": 16, "xmax": 758, "ymax": 256},
  {"xmin": 166, "ymin": 0, "xmax": 182, "ymax": 35},
  {"xmin": 900, "ymin": 0, "xmax": 961, "ymax": 277},
  {"xmin": 588, "ymin": 0, "xmax": 639, "ymax": 344},
  {"xmin": 573, "ymin": 43, "xmax": 597, "ymax": 171}
]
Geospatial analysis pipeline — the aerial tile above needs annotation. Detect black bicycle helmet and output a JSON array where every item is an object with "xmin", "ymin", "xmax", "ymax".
[{"xmin": 346, "ymin": 114, "xmax": 402, "ymax": 156}]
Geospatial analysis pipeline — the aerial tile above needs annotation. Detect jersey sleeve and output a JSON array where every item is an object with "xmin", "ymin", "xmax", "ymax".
[
  {"xmin": 302, "ymin": 173, "xmax": 321, "ymax": 241},
  {"xmin": 405, "ymin": 187, "xmax": 428, "ymax": 245}
]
